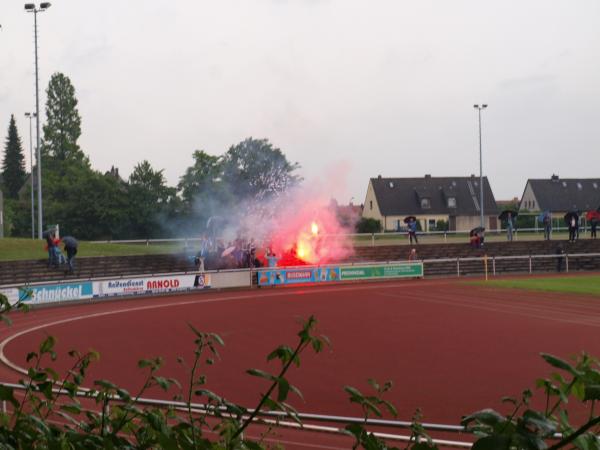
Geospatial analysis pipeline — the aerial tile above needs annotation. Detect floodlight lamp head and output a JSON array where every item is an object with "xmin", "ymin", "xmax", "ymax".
[
  {"xmin": 473, "ymin": 104, "xmax": 478, "ymax": 108},
  {"xmin": 24, "ymin": 3, "xmax": 35, "ymax": 10},
  {"xmin": 40, "ymin": 2, "xmax": 51, "ymax": 9},
  {"xmin": 482, "ymin": 104, "xmax": 488, "ymax": 108}
]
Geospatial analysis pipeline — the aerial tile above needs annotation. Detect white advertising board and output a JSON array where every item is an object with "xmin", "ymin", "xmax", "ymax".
[
  {"xmin": 94, "ymin": 273, "xmax": 211, "ymax": 297},
  {"xmin": 0, "ymin": 287, "xmax": 20, "ymax": 306}
]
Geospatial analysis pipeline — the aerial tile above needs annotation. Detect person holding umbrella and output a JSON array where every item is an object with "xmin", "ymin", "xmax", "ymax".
[
  {"xmin": 404, "ymin": 216, "xmax": 418, "ymax": 244},
  {"xmin": 565, "ymin": 212, "xmax": 579, "ymax": 242},
  {"xmin": 62, "ymin": 236, "xmax": 78, "ymax": 274}
]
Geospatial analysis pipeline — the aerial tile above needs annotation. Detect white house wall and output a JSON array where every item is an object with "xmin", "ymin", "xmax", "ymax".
[{"xmin": 519, "ymin": 182, "xmax": 540, "ymax": 211}]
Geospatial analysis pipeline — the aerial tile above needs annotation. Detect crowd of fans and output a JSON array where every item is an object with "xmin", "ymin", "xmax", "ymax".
[{"xmin": 191, "ymin": 236, "xmax": 270, "ymax": 271}]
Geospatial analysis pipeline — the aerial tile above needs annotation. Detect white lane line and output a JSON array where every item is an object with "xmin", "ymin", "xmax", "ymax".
[
  {"xmin": 0, "ymin": 280, "xmax": 447, "ymax": 376},
  {"xmin": 376, "ymin": 291, "xmax": 600, "ymax": 327}
]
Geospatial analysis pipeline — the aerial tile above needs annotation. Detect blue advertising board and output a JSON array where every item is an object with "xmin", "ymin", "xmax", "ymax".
[
  {"xmin": 257, "ymin": 267, "xmax": 341, "ymax": 286},
  {"xmin": 19, "ymin": 282, "xmax": 94, "ymax": 304}
]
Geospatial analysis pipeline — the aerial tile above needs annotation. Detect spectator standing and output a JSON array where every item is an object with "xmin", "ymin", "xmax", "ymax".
[
  {"xmin": 408, "ymin": 248, "xmax": 418, "ymax": 261},
  {"xmin": 62, "ymin": 236, "xmax": 78, "ymax": 274},
  {"xmin": 543, "ymin": 214, "xmax": 552, "ymax": 240},
  {"xmin": 568, "ymin": 216, "xmax": 577, "ymax": 242},
  {"xmin": 591, "ymin": 217, "xmax": 598, "ymax": 239},
  {"xmin": 555, "ymin": 243, "xmax": 565, "ymax": 272},
  {"xmin": 45, "ymin": 231, "xmax": 56, "ymax": 267},
  {"xmin": 506, "ymin": 213, "xmax": 514, "ymax": 241},
  {"xmin": 408, "ymin": 219, "xmax": 418, "ymax": 244}
]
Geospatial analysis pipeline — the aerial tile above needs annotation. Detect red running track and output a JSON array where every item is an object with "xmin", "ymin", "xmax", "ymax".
[{"xmin": 1, "ymin": 277, "xmax": 599, "ymax": 429}]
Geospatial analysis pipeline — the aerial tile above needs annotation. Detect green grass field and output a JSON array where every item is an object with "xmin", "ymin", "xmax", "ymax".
[
  {"xmin": 0, "ymin": 238, "xmax": 184, "ymax": 261},
  {"xmin": 473, "ymin": 275, "xmax": 600, "ymax": 296}
]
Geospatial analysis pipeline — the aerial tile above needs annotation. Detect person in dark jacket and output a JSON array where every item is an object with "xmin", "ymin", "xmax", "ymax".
[
  {"xmin": 63, "ymin": 236, "xmax": 78, "ymax": 274},
  {"xmin": 408, "ymin": 219, "xmax": 418, "ymax": 244},
  {"xmin": 555, "ymin": 244, "xmax": 565, "ymax": 272}
]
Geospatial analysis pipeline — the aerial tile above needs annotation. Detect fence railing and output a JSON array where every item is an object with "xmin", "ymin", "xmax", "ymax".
[
  {"xmin": 89, "ymin": 227, "xmax": 596, "ymax": 248},
  {"xmin": 0, "ymin": 381, "xmax": 484, "ymax": 447}
]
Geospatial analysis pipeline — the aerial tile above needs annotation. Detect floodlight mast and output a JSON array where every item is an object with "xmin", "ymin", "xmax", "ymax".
[
  {"xmin": 24, "ymin": 2, "xmax": 51, "ymax": 238},
  {"xmin": 25, "ymin": 112, "xmax": 37, "ymax": 239},
  {"xmin": 473, "ymin": 104, "xmax": 488, "ymax": 229}
]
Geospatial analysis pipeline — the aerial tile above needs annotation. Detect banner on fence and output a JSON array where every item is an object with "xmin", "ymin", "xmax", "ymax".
[
  {"xmin": 258, "ymin": 263, "xmax": 423, "ymax": 286},
  {"xmin": 19, "ymin": 282, "xmax": 94, "ymax": 305},
  {"xmin": 94, "ymin": 273, "xmax": 211, "ymax": 297},
  {"xmin": 339, "ymin": 263, "xmax": 423, "ymax": 280},
  {"xmin": 0, "ymin": 287, "xmax": 19, "ymax": 306},
  {"xmin": 257, "ymin": 267, "xmax": 341, "ymax": 286}
]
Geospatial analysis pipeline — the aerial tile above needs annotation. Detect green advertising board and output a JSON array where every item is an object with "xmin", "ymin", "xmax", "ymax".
[{"xmin": 340, "ymin": 263, "xmax": 423, "ymax": 280}]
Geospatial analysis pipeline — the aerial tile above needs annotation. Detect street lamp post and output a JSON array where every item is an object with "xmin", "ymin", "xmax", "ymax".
[
  {"xmin": 25, "ymin": 112, "xmax": 36, "ymax": 239},
  {"xmin": 473, "ymin": 104, "xmax": 488, "ymax": 229},
  {"xmin": 25, "ymin": 2, "xmax": 51, "ymax": 239}
]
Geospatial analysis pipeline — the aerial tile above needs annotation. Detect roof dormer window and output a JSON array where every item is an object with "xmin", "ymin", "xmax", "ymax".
[
  {"xmin": 421, "ymin": 198, "xmax": 431, "ymax": 209},
  {"xmin": 447, "ymin": 197, "xmax": 456, "ymax": 208}
]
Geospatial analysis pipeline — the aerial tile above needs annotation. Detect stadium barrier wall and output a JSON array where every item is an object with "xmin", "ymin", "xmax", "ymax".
[
  {"xmin": 9, "ymin": 269, "xmax": 252, "ymax": 306},
  {"xmin": 210, "ymin": 269, "xmax": 253, "ymax": 289},
  {"xmin": 2, "ymin": 254, "xmax": 599, "ymax": 305},
  {"xmin": 256, "ymin": 262, "xmax": 424, "ymax": 286}
]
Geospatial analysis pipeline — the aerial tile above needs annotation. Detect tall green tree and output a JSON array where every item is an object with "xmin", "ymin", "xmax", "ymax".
[
  {"xmin": 128, "ymin": 160, "xmax": 176, "ymax": 237},
  {"xmin": 42, "ymin": 72, "xmax": 87, "ymax": 166},
  {"xmin": 221, "ymin": 137, "xmax": 301, "ymax": 201},
  {"xmin": 178, "ymin": 150, "xmax": 223, "ymax": 205},
  {"xmin": 1, "ymin": 115, "xmax": 27, "ymax": 199}
]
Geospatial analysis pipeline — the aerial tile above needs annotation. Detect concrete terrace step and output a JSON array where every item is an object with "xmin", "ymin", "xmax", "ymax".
[{"xmin": 1, "ymin": 239, "xmax": 599, "ymax": 286}]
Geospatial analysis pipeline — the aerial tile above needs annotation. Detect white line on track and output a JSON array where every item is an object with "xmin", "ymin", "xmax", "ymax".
[
  {"xmin": 376, "ymin": 291, "xmax": 600, "ymax": 327},
  {"xmin": 0, "ymin": 280, "xmax": 447, "ymax": 376}
]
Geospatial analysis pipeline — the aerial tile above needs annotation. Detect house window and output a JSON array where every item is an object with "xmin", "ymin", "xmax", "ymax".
[
  {"xmin": 447, "ymin": 197, "xmax": 456, "ymax": 208},
  {"xmin": 421, "ymin": 198, "xmax": 431, "ymax": 209},
  {"xmin": 369, "ymin": 200, "xmax": 373, "ymax": 210},
  {"xmin": 428, "ymin": 219, "xmax": 436, "ymax": 230}
]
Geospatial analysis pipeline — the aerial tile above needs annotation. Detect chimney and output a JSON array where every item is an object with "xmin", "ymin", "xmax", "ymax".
[
  {"xmin": 377, "ymin": 175, "xmax": 382, "ymax": 180},
  {"xmin": 425, "ymin": 174, "xmax": 431, "ymax": 179},
  {"xmin": 551, "ymin": 174, "xmax": 559, "ymax": 182}
]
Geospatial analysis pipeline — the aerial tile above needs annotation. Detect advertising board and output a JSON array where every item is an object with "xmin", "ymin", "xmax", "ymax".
[
  {"xmin": 94, "ymin": 273, "xmax": 211, "ymax": 298},
  {"xmin": 257, "ymin": 267, "xmax": 341, "ymax": 286},
  {"xmin": 0, "ymin": 287, "xmax": 20, "ymax": 306},
  {"xmin": 257, "ymin": 263, "xmax": 423, "ymax": 286},
  {"xmin": 339, "ymin": 263, "xmax": 423, "ymax": 280},
  {"xmin": 18, "ymin": 282, "xmax": 94, "ymax": 305}
]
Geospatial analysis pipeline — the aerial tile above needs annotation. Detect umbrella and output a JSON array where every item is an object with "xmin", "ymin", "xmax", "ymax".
[
  {"xmin": 470, "ymin": 227, "xmax": 485, "ymax": 236},
  {"xmin": 498, "ymin": 210, "xmax": 518, "ymax": 221},
  {"xmin": 586, "ymin": 210, "xmax": 600, "ymax": 221},
  {"xmin": 403, "ymin": 216, "xmax": 417, "ymax": 224},
  {"xmin": 221, "ymin": 246, "xmax": 236, "ymax": 257},
  {"xmin": 537, "ymin": 211, "xmax": 550, "ymax": 222},
  {"xmin": 42, "ymin": 229, "xmax": 55, "ymax": 239},
  {"xmin": 564, "ymin": 211, "xmax": 579, "ymax": 223},
  {"xmin": 62, "ymin": 236, "xmax": 78, "ymax": 248}
]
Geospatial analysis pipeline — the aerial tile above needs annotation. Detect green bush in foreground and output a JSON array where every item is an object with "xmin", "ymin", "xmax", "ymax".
[{"xmin": 1, "ymin": 292, "xmax": 600, "ymax": 449}]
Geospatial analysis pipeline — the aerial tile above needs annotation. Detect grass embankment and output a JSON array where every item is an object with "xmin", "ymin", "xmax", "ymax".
[
  {"xmin": 473, "ymin": 275, "xmax": 600, "ymax": 296},
  {"xmin": 0, "ymin": 238, "xmax": 183, "ymax": 261}
]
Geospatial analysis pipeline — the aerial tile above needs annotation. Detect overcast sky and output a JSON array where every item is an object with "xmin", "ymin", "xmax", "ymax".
[{"xmin": 1, "ymin": 0, "xmax": 599, "ymax": 204}]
